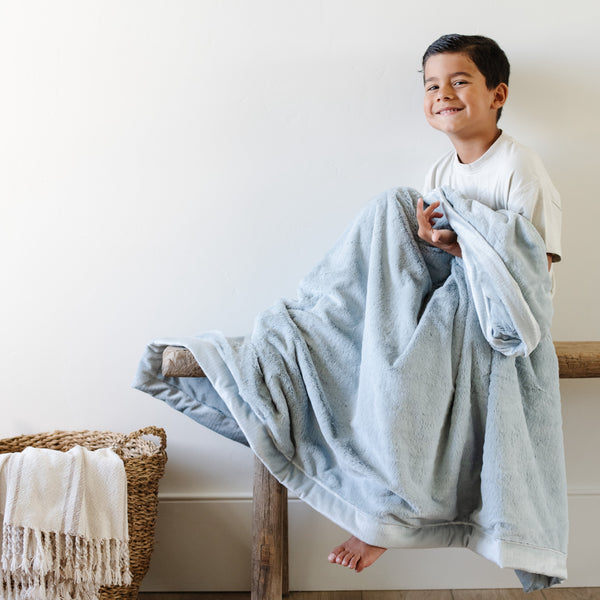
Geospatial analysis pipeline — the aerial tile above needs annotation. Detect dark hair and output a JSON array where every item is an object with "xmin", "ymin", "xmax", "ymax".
[{"xmin": 422, "ymin": 34, "xmax": 510, "ymax": 121}]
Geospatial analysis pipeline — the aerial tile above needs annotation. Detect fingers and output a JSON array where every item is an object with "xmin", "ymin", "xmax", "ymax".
[
  {"xmin": 417, "ymin": 198, "xmax": 459, "ymax": 256},
  {"xmin": 418, "ymin": 198, "xmax": 442, "ymax": 226},
  {"xmin": 417, "ymin": 198, "xmax": 439, "ymax": 244},
  {"xmin": 423, "ymin": 199, "xmax": 441, "ymax": 218}
]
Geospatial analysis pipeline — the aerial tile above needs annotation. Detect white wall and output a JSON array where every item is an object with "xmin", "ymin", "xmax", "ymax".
[{"xmin": 1, "ymin": 0, "xmax": 599, "ymax": 592}]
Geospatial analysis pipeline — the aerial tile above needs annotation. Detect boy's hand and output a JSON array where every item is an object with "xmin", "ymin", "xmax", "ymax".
[{"xmin": 417, "ymin": 198, "xmax": 462, "ymax": 258}]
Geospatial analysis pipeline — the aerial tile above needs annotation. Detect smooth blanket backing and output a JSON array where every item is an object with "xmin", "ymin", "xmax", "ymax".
[{"xmin": 133, "ymin": 187, "xmax": 568, "ymax": 591}]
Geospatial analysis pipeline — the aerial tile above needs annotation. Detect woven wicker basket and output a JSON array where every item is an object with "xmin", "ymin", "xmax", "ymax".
[{"xmin": 0, "ymin": 426, "xmax": 167, "ymax": 600}]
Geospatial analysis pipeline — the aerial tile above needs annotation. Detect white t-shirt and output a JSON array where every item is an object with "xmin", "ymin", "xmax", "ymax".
[{"xmin": 422, "ymin": 131, "xmax": 562, "ymax": 261}]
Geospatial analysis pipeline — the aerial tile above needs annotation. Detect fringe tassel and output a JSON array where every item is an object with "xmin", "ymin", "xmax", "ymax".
[{"xmin": 1, "ymin": 523, "xmax": 131, "ymax": 599}]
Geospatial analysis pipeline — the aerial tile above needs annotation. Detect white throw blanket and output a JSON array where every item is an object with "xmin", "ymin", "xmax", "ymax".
[{"xmin": 0, "ymin": 445, "xmax": 131, "ymax": 600}]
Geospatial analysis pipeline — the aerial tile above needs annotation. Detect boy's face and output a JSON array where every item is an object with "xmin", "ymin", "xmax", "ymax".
[{"xmin": 423, "ymin": 52, "xmax": 507, "ymax": 141}]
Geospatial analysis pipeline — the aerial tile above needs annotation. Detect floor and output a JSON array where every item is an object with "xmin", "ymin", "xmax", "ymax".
[{"xmin": 139, "ymin": 588, "xmax": 600, "ymax": 599}]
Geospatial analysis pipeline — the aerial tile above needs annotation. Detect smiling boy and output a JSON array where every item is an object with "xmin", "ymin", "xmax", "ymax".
[
  {"xmin": 328, "ymin": 33, "xmax": 562, "ymax": 574},
  {"xmin": 417, "ymin": 34, "xmax": 562, "ymax": 272}
]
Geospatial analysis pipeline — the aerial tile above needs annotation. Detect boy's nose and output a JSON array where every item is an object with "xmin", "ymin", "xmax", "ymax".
[{"xmin": 437, "ymin": 85, "xmax": 454, "ymax": 100}]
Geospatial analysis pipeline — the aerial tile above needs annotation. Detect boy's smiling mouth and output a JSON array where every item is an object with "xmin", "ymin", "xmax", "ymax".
[{"xmin": 437, "ymin": 107, "xmax": 464, "ymax": 115}]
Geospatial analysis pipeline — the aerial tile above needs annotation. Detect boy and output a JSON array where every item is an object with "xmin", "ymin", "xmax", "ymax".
[
  {"xmin": 328, "ymin": 33, "xmax": 562, "ymax": 573},
  {"xmin": 417, "ymin": 34, "xmax": 561, "ymax": 271}
]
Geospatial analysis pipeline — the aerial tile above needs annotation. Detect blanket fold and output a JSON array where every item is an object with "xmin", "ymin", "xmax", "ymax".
[
  {"xmin": 0, "ymin": 445, "xmax": 131, "ymax": 600},
  {"xmin": 133, "ymin": 187, "xmax": 568, "ymax": 591}
]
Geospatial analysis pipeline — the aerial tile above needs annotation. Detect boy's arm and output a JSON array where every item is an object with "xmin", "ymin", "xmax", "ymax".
[{"xmin": 417, "ymin": 198, "xmax": 462, "ymax": 258}]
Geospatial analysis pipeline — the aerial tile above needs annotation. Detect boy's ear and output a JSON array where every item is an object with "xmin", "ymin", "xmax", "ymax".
[{"xmin": 492, "ymin": 83, "xmax": 508, "ymax": 109}]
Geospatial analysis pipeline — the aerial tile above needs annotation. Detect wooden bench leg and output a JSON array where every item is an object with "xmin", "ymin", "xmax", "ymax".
[{"xmin": 252, "ymin": 456, "xmax": 289, "ymax": 600}]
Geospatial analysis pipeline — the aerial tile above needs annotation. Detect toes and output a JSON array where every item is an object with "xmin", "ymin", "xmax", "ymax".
[
  {"xmin": 328, "ymin": 543, "xmax": 363, "ymax": 570},
  {"xmin": 341, "ymin": 552, "xmax": 360, "ymax": 568},
  {"xmin": 327, "ymin": 549, "xmax": 349, "ymax": 564}
]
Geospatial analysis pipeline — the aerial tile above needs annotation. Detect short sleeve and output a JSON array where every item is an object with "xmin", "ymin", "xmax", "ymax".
[{"xmin": 507, "ymin": 177, "xmax": 562, "ymax": 262}]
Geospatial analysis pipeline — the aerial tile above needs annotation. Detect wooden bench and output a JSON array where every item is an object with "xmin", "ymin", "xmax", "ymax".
[{"xmin": 162, "ymin": 342, "xmax": 600, "ymax": 600}]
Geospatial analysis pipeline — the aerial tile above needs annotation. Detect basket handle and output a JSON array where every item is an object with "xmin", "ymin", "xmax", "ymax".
[{"xmin": 126, "ymin": 426, "xmax": 167, "ymax": 453}]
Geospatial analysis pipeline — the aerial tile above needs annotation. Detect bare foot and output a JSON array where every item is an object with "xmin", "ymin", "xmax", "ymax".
[{"xmin": 327, "ymin": 536, "xmax": 386, "ymax": 573}]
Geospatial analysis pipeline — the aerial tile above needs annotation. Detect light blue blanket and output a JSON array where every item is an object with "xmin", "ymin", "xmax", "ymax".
[{"xmin": 133, "ymin": 187, "xmax": 568, "ymax": 591}]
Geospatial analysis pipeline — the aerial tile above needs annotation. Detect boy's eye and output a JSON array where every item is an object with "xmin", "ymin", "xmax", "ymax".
[
  {"xmin": 453, "ymin": 80, "xmax": 468, "ymax": 86},
  {"xmin": 426, "ymin": 85, "xmax": 439, "ymax": 92}
]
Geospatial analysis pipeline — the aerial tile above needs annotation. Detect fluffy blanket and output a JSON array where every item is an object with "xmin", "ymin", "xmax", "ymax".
[
  {"xmin": 133, "ymin": 187, "xmax": 568, "ymax": 591},
  {"xmin": 0, "ymin": 445, "xmax": 131, "ymax": 599}
]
